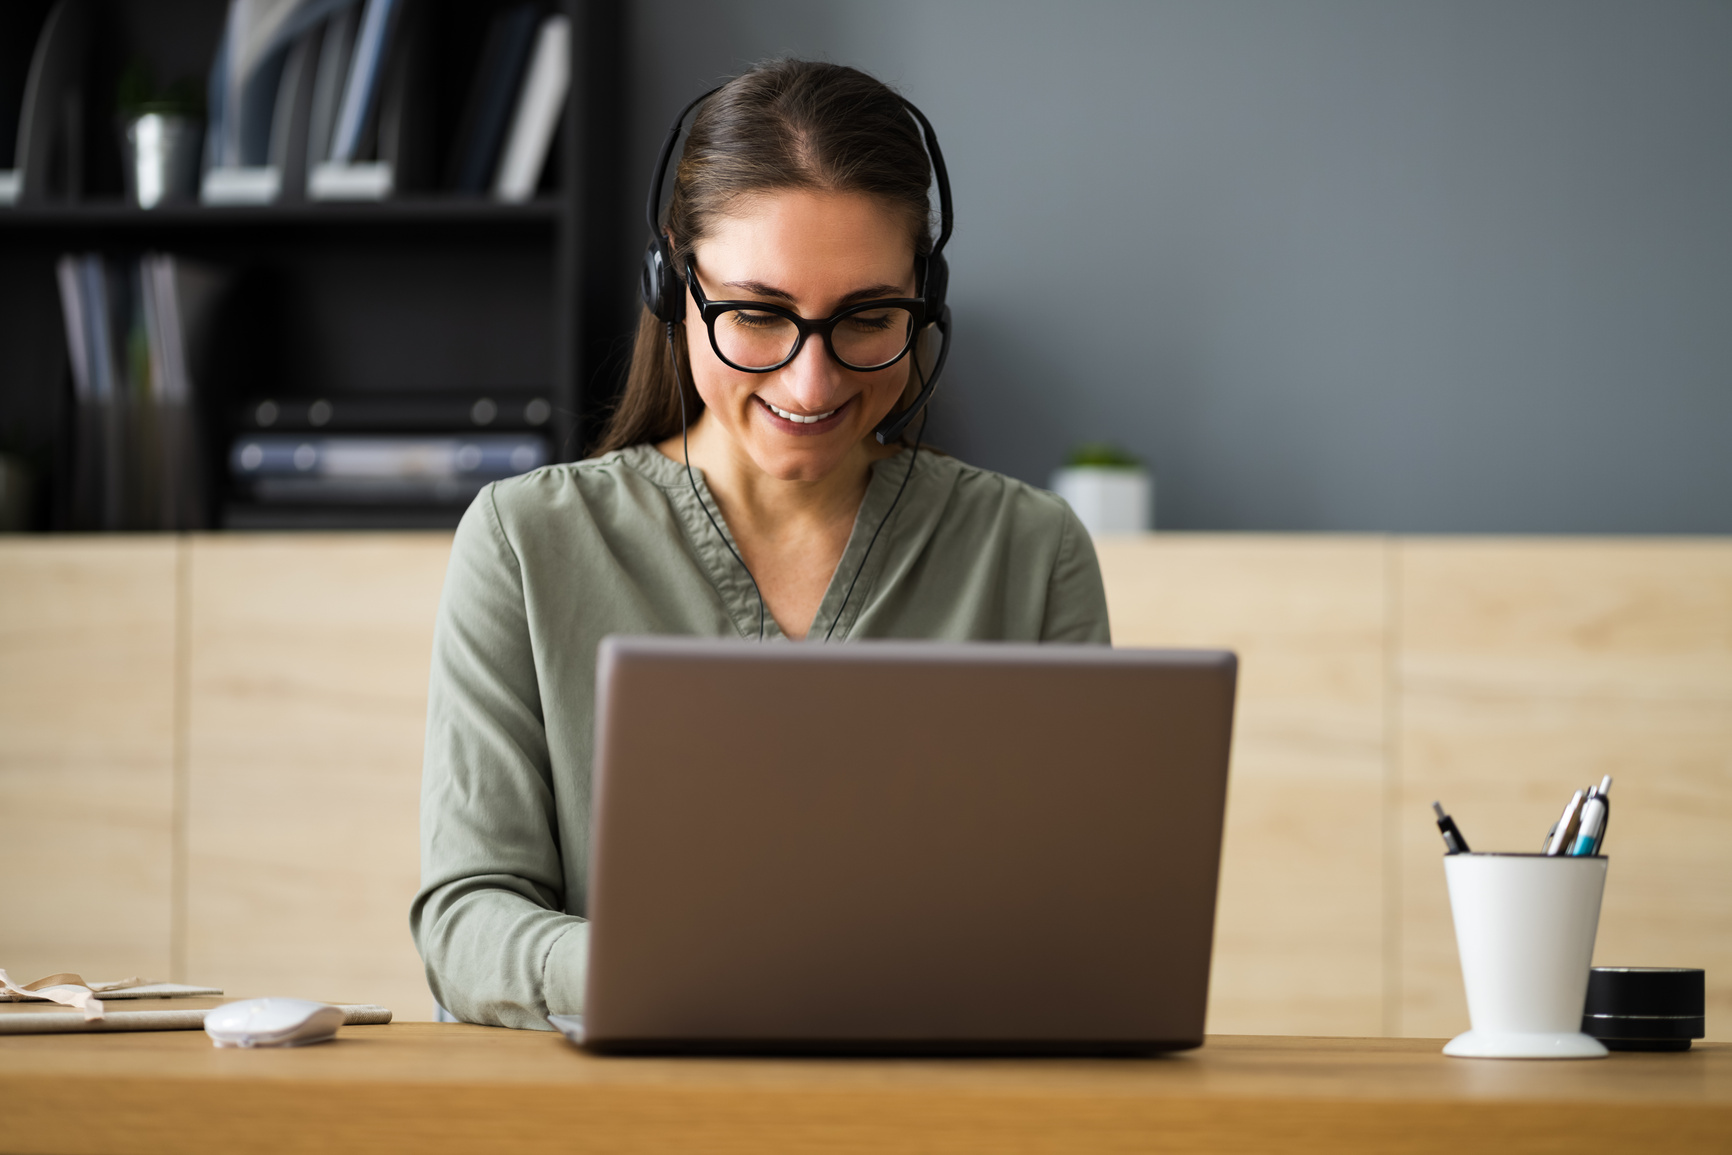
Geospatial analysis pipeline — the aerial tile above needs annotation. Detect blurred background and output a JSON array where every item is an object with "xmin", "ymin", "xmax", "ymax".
[
  {"xmin": 631, "ymin": 0, "xmax": 1732, "ymax": 532},
  {"xmin": 1, "ymin": 0, "xmax": 1728, "ymax": 531}
]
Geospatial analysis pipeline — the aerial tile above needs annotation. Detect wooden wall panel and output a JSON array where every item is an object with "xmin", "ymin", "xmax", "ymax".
[
  {"xmin": 183, "ymin": 534, "xmax": 452, "ymax": 1019},
  {"xmin": 1396, "ymin": 540, "xmax": 1732, "ymax": 1041},
  {"xmin": 0, "ymin": 539, "xmax": 178, "ymax": 984},
  {"xmin": 8, "ymin": 533, "xmax": 1725, "ymax": 1042},
  {"xmin": 1096, "ymin": 535, "xmax": 1390, "ymax": 1037}
]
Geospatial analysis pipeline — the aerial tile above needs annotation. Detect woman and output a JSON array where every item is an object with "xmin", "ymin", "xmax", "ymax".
[{"xmin": 412, "ymin": 60, "xmax": 1110, "ymax": 1029}]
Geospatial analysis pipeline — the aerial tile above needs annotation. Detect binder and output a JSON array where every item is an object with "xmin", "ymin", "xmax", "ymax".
[
  {"xmin": 375, "ymin": 0, "xmax": 432, "ymax": 193},
  {"xmin": 12, "ymin": 0, "xmax": 87, "ymax": 204},
  {"xmin": 55, "ymin": 253, "xmax": 221, "ymax": 530},
  {"xmin": 203, "ymin": 0, "xmax": 357, "ymax": 204},
  {"xmin": 55, "ymin": 255, "xmax": 122, "ymax": 528},
  {"xmin": 328, "ymin": 0, "xmax": 400, "ymax": 163},
  {"xmin": 268, "ymin": 24, "xmax": 322, "ymax": 201},
  {"xmin": 305, "ymin": 2, "xmax": 359, "ymax": 167},
  {"xmin": 493, "ymin": 14, "xmax": 568, "ymax": 203},
  {"xmin": 311, "ymin": 0, "xmax": 428, "ymax": 200},
  {"xmin": 445, "ymin": 3, "xmax": 541, "ymax": 195}
]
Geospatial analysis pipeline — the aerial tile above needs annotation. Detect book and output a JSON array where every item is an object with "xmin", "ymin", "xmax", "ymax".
[
  {"xmin": 305, "ymin": 3, "xmax": 359, "ymax": 165},
  {"xmin": 0, "ymin": 1000, "xmax": 390, "ymax": 1035},
  {"xmin": 3, "ymin": 982, "xmax": 224, "ymax": 1002},
  {"xmin": 328, "ymin": 0, "xmax": 400, "ymax": 163},
  {"xmin": 492, "ymin": 14, "xmax": 568, "ymax": 203},
  {"xmin": 445, "ymin": 3, "xmax": 541, "ymax": 194}
]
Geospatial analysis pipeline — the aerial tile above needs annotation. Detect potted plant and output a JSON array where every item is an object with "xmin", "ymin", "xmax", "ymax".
[
  {"xmin": 1049, "ymin": 443, "xmax": 1153, "ymax": 536},
  {"xmin": 116, "ymin": 62, "xmax": 204, "ymax": 208}
]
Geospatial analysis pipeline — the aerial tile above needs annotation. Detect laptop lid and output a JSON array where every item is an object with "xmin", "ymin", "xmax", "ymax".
[{"xmin": 583, "ymin": 638, "xmax": 1236, "ymax": 1055}]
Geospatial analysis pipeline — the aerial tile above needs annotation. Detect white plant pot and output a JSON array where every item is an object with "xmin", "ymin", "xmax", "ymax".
[{"xmin": 1049, "ymin": 467, "xmax": 1152, "ymax": 536}]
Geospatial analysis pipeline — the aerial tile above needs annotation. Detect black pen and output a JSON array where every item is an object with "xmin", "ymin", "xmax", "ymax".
[{"xmin": 1431, "ymin": 801, "xmax": 1471, "ymax": 854}]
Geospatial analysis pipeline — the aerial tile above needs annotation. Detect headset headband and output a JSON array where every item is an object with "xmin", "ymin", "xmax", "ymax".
[
  {"xmin": 645, "ymin": 87, "xmax": 954, "ymax": 262},
  {"xmin": 645, "ymin": 88, "xmax": 718, "ymax": 237}
]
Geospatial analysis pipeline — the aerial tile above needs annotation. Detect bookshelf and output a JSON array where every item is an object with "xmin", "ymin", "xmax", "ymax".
[{"xmin": 0, "ymin": 0, "xmax": 627, "ymax": 532}]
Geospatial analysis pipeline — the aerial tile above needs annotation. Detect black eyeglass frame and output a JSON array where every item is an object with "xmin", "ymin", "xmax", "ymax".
[{"xmin": 683, "ymin": 259, "xmax": 931, "ymax": 374}]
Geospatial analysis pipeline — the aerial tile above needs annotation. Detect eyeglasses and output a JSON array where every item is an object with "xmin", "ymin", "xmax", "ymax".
[{"xmin": 685, "ymin": 260, "xmax": 928, "ymax": 373}]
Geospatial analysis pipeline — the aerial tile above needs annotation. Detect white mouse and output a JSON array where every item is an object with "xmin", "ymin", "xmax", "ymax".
[{"xmin": 205, "ymin": 998, "xmax": 344, "ymax": 1048}]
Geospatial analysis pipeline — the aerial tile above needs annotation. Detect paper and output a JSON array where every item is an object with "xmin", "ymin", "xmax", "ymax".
[{"xmin": 0, "ymin": 971, "xmax": 145, "ymax": 1020}]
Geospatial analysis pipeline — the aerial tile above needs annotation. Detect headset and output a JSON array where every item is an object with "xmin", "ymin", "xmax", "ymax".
[{"xmin": 640, "ymin": 82, "xmax": 955, "ymax": 642}]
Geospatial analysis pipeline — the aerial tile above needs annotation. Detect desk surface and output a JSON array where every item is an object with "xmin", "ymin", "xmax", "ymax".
[{"xmin": 2, "ymin": 1023, "xmax": 1726, "ymax": 1155}]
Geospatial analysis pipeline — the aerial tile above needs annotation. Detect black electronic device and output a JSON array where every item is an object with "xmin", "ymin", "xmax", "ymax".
[{"xmin": 1582, "ymin": 967, "xmax": 1706, "ymax": 1051}]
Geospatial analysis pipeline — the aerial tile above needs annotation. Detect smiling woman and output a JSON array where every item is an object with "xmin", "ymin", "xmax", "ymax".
[{"xmin": 410, "ymin": 60, "xmax": 1112, "ymax": 1031}]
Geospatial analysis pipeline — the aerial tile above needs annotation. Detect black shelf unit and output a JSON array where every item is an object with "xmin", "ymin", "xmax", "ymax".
[
  {"xmin": 0, "ymin": 0, "xmax": 630, "ymax": 532},
  {"xmin": 0, "ymin": 199, "xmax": 565, "ymax": 234}
]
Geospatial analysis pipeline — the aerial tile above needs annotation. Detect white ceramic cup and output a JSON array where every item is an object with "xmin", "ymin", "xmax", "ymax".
[{"xmin": 1442, "ymin": 853, "xmax": 1608, "ymax": 1059}]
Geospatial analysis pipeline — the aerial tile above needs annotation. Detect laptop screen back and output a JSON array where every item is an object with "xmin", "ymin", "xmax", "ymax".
[{"xmin": 584, "ymin": 639, "xmax": 1236, "ymax": 1055}]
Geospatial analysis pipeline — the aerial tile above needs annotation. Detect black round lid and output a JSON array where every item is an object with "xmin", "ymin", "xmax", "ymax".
[{"xmin": 1585, "ymin": 967, "xmax": 1705, "ymax": 1018}]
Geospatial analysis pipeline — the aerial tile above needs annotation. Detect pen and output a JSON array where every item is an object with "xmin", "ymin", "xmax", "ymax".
[
  {"xmin": 1431, "ymin": 801, "xmax": 1471, "ymax": 854},
  {"xmin": 1544, "ymin": 789, "xmax": 1586, "ymax": 857},
  {"xmin": 1571, "ymin": 776, "xmax": 1612, "ymax": 855}
]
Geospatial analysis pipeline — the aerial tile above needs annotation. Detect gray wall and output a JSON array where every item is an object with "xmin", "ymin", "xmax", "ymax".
[{"xmin": 628, "ymin": 0, "xmax": 1732, "ymax": 532}]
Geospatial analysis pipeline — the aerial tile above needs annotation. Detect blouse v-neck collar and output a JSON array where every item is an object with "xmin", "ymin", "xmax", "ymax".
[{"xmin": 618, "ymin": 442, "xmax": 918, "ymax": 642}]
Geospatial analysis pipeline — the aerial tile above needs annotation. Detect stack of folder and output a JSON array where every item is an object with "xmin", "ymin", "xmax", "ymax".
[
  {"xmin": 202, "ymin": 0, "xmax": 570, "ymax": 204},
  {"xmin": 226, "ymin": 391, "xmax": 552, "ymax": 512}
]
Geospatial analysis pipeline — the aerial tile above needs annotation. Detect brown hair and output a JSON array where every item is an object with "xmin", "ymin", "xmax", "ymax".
[{"xmin": 591, "ymin": 59, "xmax": 936, "ymax": 456}]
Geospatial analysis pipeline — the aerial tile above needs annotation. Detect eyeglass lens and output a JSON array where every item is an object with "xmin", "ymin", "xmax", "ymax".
[{"xmin": 714, "ymin": 306, "xmax": 917, "ymax": 371}]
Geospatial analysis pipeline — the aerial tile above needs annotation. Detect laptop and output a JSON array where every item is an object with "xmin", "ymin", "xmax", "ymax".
[{"xmin": 576, "ymin": 637, "xmax": 1236, "ymax": 1055}]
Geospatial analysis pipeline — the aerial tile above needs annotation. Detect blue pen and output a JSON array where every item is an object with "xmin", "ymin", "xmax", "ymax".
[{"xmin": 1571, "ymin": 776, "xmax": 1612, "ymax": 855}]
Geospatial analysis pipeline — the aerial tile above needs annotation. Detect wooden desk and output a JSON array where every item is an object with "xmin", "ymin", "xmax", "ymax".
[{"xmin": 2, "ymin": 1024, "xmax": 1725, "ymax": 1154}]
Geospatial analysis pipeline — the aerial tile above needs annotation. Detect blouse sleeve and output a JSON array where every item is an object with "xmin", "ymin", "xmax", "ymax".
[
  {"xmin": 409, "ymin": 485, "xmax": 588, "ymax": 1029},
  {"xmin": 1041, "ymin": 503, "xmax": 1114, "ymax": 644}
]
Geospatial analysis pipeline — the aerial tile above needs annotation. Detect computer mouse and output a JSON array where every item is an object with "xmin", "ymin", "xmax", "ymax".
[{"xmin": 204, "ymin": 998, "xmax": 344, "ymax": 1048}]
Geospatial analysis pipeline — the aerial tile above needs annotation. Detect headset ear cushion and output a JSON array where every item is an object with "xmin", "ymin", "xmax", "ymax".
[
  {"xmin": 639, "ymin": 244, "xmax": 661, "ymax": 316},
  {"xmin": 922, "ymin": 251, "xmax": 949, "ymax": 313},
  {"xmin": 641, "ymin": 243, "xmax": 685, "ymax": 322}
]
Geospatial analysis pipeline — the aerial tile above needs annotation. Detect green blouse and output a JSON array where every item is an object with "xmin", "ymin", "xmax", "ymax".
[{"xmin": 411, "ymin": 443, "xmax": 1111, "ymax": 1028}]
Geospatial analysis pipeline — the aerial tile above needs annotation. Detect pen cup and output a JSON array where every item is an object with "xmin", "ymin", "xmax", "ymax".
[{"xmin": 1442, "ymin": 853, "xmax": 1608, "ymax": 1059}]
